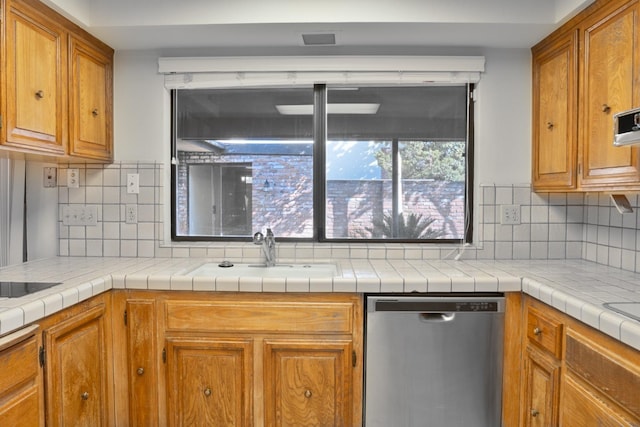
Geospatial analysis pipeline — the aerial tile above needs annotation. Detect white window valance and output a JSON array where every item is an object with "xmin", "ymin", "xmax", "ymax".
[{"xmin": 158, "ymin": 55, "xmax": 485, "ymax": 89}]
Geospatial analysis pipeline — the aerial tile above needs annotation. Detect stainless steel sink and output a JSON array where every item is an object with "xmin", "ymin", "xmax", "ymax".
[
  {"xmin": 186, "ymin": 262, "xmax": 340, "ymax": 279},
  {"xmin": 603, "ymin": 302, "xmax": 640, "ymax": 322}
]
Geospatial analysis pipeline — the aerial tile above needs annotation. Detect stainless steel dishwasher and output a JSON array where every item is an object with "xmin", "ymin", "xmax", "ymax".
[{"xmin": 364, "ymin": 294, "xmax": 505, "ymax": 427}]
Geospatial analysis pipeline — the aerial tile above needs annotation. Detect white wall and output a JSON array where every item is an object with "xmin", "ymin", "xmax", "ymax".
[
  {"xmin": 113, "ymin": 47, "xmax": 533, "ymax": 186},
  {"xmin": 475, "ymin": 48, "xmax": 532, "ymax": 185},
  {"xmin": 0, "ymin": 157, "xmax": 24, "ymax": 266},
  {"xmin": 113, "ymin": 50, "xmax": 169, "ymax": 163},
  {"xmin": 25, "ymin": 161, "xmax": 59, "ymax": 261}
]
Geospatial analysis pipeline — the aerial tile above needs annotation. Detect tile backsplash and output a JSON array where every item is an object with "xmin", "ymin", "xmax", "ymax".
[
  {"xmin": 477, "ymin": 185, "xmax": 585, "ymax": 261},
  {"xmin": 58, "ymin": 162, "xmax": 162, "ymax": 258},
  {"xmin": 56, "ymin": 162, "xmax": 640, "ymax": 273}
]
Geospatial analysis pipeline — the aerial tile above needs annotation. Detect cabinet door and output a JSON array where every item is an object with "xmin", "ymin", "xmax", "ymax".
[
  {"xmin": 126, "ymin": 299, "xmax": 159, "ymax": 426},
  {"xmin": 3, "ymin": 4, "xmax": 66, "ymax": 155},
  {"xmin": 165, "ymin": 337, "xmax": 253, "ymax": 427},
  {"xmin": 44, "ymin": 304, "xmax": 110, "ymax": 427},
  {"xmin": 264, "ymin": 340, "xmax": 353, "ymax": 427},
  {"xmin": 0, "ymin": 325, "xmax": 44, "ymax": 426},
  {"xmin": 521, "ymin": 347, "xmax": 561, "ymax": 427},
  {"xmin": 532, "ymin": 30, "xmax": 578, "ymax": 191},
  {"xmin": 560, "ymin": 374, "xmax": 639, "ymax": 426},
  {"xmin": 68, "ymin": 35, "xmax": 113, "ymax": 161},
  {"xmin": 579, "ymin": 1, "xmax": 640, "ymax": 189}
]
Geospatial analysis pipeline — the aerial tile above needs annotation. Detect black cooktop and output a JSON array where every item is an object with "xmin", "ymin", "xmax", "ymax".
[{"xmin": 0, "ymin": 282, "xmax": 61, "ymax": 298}]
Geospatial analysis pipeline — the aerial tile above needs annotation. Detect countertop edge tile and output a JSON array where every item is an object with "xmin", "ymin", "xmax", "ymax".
[{"xmin": 0, "ymin": 257, "xmax": 639, "ymax": 351}]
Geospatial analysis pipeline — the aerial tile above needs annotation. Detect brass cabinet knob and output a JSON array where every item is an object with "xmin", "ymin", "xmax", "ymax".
[
  {"xmin": 81, "ymin": 392, "xmax": 89, "ymax": 401},
  {"xmin": 304, "ymin": 389, "xmax": 312, "ymax": 398},
  {"xmin": 546, "ymin": 121, "xmax": 554, "ymax": 129},
  {"xmin": 531, "ymin": 409, "xmax": 540, "ymax": 417},
  {"xmin": 92, "ymin": 109, "xmax": 99, "ymax": 117},
  {"xmin": 602, "ymin": 104, "xmax": 611, "ymax": 113},
  {"xmin": 533, "ymin": 327, "xmax": 542, "ymax": 336},
  {"xmin": 204, "ymin": 387, "xmax": 212, "ymax": 397},
  {"xmin": 136, "ymin": 367, "xmax": 144, "ymax": 376},
  {"xmin": 35, "ymin": 90, "xmax": 45, "ymax": 99}
]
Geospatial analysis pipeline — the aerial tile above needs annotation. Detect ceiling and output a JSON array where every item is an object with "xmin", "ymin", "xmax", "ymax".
[{"xmin": 43, "ymin": 0, "xmax": 593, "ymax": 51}]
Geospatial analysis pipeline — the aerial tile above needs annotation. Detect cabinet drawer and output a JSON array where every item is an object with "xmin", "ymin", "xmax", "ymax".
[
  {"xmin": 526, "ymin": 306, "xmax": 563, "ymax": 358},
  {"xmin": 565, "ymin": 330, "xmax": 640, "ymax": 419},
  {"xmin": 0, "ymin": 325, "xmax": 40, "ymax": 396},
  {"xmin": 165, "ymin": 300, "xmax": 355, "ymax": 334}
]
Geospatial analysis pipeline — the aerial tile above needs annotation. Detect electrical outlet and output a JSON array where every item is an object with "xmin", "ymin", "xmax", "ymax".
[
  {"xmin": 43, "ymin": 167, "xmax": 57, "ymax": 188},
  {"xmin": 500, "ymin": 205, "xmax": 521, "ymax": 225},
  {"xmin": 67, "ymin": 168, "xmax": 80, "ymax": 188},
  {"xmin": 125, "ymin": 204, "xmax": 138, "ymax": 224},
  {"xmin": 127, "ymin": 173, "xmax": 139, "ymax": 194}
]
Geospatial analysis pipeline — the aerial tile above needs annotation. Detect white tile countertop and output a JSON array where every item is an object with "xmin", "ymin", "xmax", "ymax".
[{"xmin": 0, "ymin": 257, "xmax": 639, "ymax": 351}]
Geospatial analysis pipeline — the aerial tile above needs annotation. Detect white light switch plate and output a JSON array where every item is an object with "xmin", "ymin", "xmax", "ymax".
[
  {"xmin": 62, "ymin": 205, "xmax": 98, "ymax": 226},
  {"xmin": 127, "ymin": 173, "xmax": 139, "ymax": 194}
]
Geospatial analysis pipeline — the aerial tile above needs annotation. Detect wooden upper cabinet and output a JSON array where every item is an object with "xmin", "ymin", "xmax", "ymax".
[
  {"xmin": 532, "ymin": 0, "xmax": 640, "ymax": 192},
  {"xmin": 579, "ymin": 0, "xmax": 640, "ymax": 190},
  {"xmin": 68, "ymin": 35, "xmax": 113, "ymax": 161},
  {"xmin": 0, "ymin": 0, "xmax": 113, "ymax": 162},
  {"xmin": 532, "ymin": 30, "xmax": 578, "ymax": 191},
  {"xmin": 3, "ymin": 2, "xmax": 66, "ymax": 155}
]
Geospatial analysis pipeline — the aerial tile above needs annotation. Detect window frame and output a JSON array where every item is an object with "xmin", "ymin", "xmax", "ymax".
[{"xmin": 170, "ymin": 84, "xmax": 474, "ymax": 244}]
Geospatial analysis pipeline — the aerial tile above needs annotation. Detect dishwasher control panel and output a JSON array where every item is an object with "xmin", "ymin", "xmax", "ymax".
[
  {"xmin": 455, "ymin": 301, "xmax": 499, "ymax": 312},
  {"xmin": 369, "ymin": 295, "xmax": 505, "ymax": 313}
]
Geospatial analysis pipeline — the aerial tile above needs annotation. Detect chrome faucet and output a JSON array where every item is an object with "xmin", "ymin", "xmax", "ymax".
[{"xmin": 253, "ymin": 228, "xmax": 276, "ymax": 267}]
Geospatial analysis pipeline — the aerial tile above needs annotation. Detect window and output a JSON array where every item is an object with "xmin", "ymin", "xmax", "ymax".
[{"xmin": 172, "ymin": 84, "xmax": 472, "ymax": 242}]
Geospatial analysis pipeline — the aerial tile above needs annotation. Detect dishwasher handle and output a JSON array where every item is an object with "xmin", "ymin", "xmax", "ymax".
[{"xmin": 419, "ymin": 312, "xmax": 455, "ymax": 323}]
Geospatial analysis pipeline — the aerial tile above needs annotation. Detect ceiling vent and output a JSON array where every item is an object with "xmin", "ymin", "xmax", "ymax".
[{"xmin": 301, "ymin": 33, "xmax": 336, "ymax": 46}]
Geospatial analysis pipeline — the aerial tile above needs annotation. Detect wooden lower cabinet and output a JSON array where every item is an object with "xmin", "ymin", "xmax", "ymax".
[
  {"xmin": 165, "ymin": 337, "xmax": 253, "ymax": 427},
  {"xmin": 0, "ymin": 325, "xmax": 44, "ymax": 426},
  {"xmin": 264, "ymin": 339, "xmax": 353, "ymax": 427},
  {"xmin": 560, "ymin": 374, "xmax": 638, "ymax": 426},
  {"xmin": 125, "ymin": 298, "xmax": 160, "ymax": 426},
  {"xmin": 42, "ymin": 300, "xmax": 112, "ymax": 427},
  {"xmin": 112, "ymin": 291, "xmax": 363, "ymax": 426},
  {"xmin": 521, "ymin": 347, "xmax": 560, "ymax": 427},
  {"xmin": 517, "ymin": 298, "xmax": 563, "ymax": 427},
  {"xmin": 509, "ymin": 296, "xmax": 640, "ymax": 427}
]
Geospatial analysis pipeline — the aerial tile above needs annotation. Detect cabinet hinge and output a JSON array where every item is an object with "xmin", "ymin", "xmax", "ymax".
[
  {"xmin": 39, "ymin": 346, "xmax": 46, "ymax": 367},
  {"xmin": 124, "ymin": 310, "xmax": 127, "ymax": 326},
  {"xmin": 352, "ymin": 350, "xmax": 357, "ymax": 367},
  {"xmin": 162, "ymin": 348, "xmax": 166, "ymax": 364}
]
